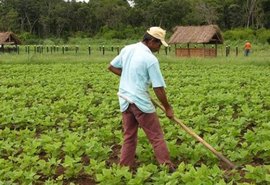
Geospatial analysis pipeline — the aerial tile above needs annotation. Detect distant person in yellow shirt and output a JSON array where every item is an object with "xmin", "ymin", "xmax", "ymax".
[{"xmin": 244, "ymin": 40, "xmax": 252, "ymax": 56}]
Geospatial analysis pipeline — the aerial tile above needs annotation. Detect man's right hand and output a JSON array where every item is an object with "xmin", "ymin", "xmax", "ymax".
[{"xmin": 165, "ymin": 106, "xmax": 174, "ymax": 119}]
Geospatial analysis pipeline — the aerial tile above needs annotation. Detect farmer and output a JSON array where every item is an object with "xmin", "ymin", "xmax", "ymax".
[
  {"xmin": 244, "ymin": 40, "xmax": 252, "ymax": 56},
  {"xmin": 108, "ymin": 27, "xmax": 175, "ymax": 172}
]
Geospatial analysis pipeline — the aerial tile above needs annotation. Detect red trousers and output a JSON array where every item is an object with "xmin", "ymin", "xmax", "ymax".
[{"xmin": 120, "ymin": 104, "xmax": 173, "ymax": 168}]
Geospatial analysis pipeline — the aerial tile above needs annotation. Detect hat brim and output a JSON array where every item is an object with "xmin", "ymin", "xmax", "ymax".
[
  {"xmin": 161, "ymin": 40, "xmax": 168, "ymax": 47},
  {"xmin": 147, "ymin": 30, "xmax": 169, "ymax": 47}
]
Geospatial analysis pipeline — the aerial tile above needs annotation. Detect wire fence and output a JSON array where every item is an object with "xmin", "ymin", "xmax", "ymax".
[{"xmin": 0, "ymin": 44, "xmax": 264, "ymax": 57}]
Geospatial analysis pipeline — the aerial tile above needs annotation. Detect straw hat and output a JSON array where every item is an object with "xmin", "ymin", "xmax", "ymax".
[{"xmin": 147, "ymin": 27, "xmax": 168, "ymax": 47}]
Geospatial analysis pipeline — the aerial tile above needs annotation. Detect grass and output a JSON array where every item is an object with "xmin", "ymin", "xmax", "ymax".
[{"xmin": 0, "ymin": 43, "xmax": 269, "ymax": 65}]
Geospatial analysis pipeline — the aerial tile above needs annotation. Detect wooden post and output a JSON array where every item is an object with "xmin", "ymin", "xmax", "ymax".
[
  {"xmin": 226, "ymin": 46, "xmax": 231, "ymax": 57},
  {"xmin": 88, "ymin": 45, "xmax": 91, "ymax": 55},
  {"xmin": 102, "ymin": 45, "xmax": 105, "ymax": 55},
  {"xmin": 215, "ymin": 43, "xmax": 217, "ymax": 57},
  {"xmin": 0, "ymin": 44, "xmax": 3, "ymax": 53},
  {"xmin": 187, "ymin": 43, "xmax": 190, "ymax": 57},
  {"xmin": 203, "ymin": 44, "xmax": 205, "ymax": 57},
  {"xmin": 236, "ymin": 46, "xmax": 238, "ymax": 56}
]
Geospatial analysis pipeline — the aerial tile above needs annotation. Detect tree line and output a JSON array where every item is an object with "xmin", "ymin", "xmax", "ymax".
[{"xmin": 0, "ymin": 0, "xmax": 269, "ymax": 40}]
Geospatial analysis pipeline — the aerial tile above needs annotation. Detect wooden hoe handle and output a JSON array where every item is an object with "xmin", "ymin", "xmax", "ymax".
[{"xmin": 151, "ymin": 98, "xmax": 237, "ymax": 170}]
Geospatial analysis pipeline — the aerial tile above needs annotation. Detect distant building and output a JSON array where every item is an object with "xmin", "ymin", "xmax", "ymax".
[
  {"xmin": 0, "ymin": 32, "xmax": 22, "ymax": 53},
  {"xmin": 169, "ymin": 25, "xmax": 224, "ymax": 57}
]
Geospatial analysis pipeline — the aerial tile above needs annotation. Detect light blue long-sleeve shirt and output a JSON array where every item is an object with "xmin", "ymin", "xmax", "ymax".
[{"xmin": 110, "ymin": 42, "xmax": 166, "ymax": 113}]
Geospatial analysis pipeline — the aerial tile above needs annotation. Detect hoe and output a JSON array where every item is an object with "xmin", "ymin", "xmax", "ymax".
[
  {"xmin": 151, "ymin": 98, "xmax": 237, "ymax": 170},
  {"xmin": 118, "ymin": 93, "xmax": 237, "ymax": 170}
]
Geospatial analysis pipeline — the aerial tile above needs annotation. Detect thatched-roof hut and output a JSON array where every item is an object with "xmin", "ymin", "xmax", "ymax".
[
  {"xmin": 169, "ymin": 25, "xmax": 223, "ymax": 57},
  {"xmin": 0, "ymin": 32, "xmax": 21, "ymax": 53}
]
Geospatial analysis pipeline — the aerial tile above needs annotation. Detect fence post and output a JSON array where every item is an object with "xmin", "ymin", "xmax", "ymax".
[
  {"xmin": 88, "ymin": 45, "xmax": 91, "ymax": 55},
  {"xmin": 236, "ymin": 46, "xmax": 238, "ymax": 56},
  {"xmin": 165, "ymin": 47, "xmax": 168, "ymax": 55},
  {"xmin": 226, "ymin": 46, "xmax": 231, "ymax": 57},
  {"xmin": 102, "ymin": 45, "xmax": 105, "ymax": 55}
]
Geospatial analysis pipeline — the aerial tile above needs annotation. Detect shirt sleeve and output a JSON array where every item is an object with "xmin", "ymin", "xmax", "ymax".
[
  {"xmin": 110, "ymin": 47, "xmax": 127, "ymax": 68},
  {"xmin": 148, "ymin": 62, "xmax": 166, "ymax": 88},
  {"xmin": 110, "ymin": 55, "xmax": 122, "ymax": 68}
]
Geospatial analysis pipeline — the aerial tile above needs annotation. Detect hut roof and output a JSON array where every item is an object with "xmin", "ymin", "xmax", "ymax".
[
  {"xmin": 168, "ymin": 25, "xmax": 223, "ymax": 44},
  {"xmin": 0, "ymin": 32, "xmax": 22, "ymax": 45}
]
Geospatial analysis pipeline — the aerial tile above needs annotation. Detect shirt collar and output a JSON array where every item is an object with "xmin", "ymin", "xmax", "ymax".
[{"xmin": 138, "ymin": 42, "xmax": 152, "ymax": 53}]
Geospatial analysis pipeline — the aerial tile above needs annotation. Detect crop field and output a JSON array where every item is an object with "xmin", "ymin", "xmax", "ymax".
[{"xmin": 0, "ymin": 52, "xmax": 269, "ymax": 184}]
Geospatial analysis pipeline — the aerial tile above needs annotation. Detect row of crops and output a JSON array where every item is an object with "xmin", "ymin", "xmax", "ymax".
[{"xmin": 0, "ymin": 55, "xmax": 269, "ymax": 184}]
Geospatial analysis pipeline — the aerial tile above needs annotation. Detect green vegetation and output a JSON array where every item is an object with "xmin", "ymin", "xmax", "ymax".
[
  {"xmin": 223, "ymin": 28, "xmax": 270, "ymax": 44},
  {"xmin": 1, "ymin": 0, "xmax": 269, "ymax": 184},
  {"xmin": 1, "ymin": 0, "xmax": 270, "ymax": 42},
  {"xmin": 0, "ymin": 51, "xmax": 269, "ymax": 184}
]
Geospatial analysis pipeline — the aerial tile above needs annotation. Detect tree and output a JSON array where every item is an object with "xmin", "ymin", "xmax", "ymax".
[
  {"xmin": 244, "ymin": 0, "xmax": 264, "ymax": 29},
  {"xmin": 0, "ymin": 8, "xmax": 19, "ymax": 31},
  {"xmin": 143, "ymin": 0, "xmax": 191, "ymax": 29},
  {"xmin": 0, "ymin": 0, "xmax": 269, "ymax": 40}
]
